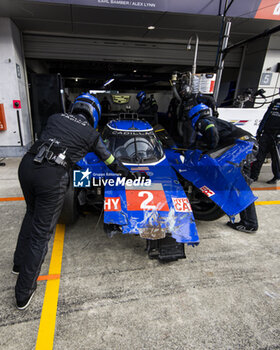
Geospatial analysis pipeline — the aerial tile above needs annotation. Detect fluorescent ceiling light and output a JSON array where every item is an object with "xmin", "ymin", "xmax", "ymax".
[
  {"xmin": 89, "ymin": 90, "xmax": 119, "ymax": 94},
  {"xmin": 103, "ymin": 78, "xmax": 115, "ymax": 87},
  {"xmin": 89, "ymin": 90, "xmax": 106, "ymax": 94}
]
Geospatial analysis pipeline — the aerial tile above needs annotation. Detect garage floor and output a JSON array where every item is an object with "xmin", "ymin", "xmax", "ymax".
[{"xmin": 0, "ymin": 158, "xmax": 279, "ymax": 350}]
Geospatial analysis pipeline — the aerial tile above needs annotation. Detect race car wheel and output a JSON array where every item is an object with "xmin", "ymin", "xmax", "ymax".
[
  {"xmin": 177, "ymin": 174, "xmax": 225, "ymax": 221},
  {"xmin": 58, "ymin": 174, "xmax": 79, "ymax": 225},
  {"xmin": 190, "ymin": 188, "xmax": 225, "ymax": 221}
]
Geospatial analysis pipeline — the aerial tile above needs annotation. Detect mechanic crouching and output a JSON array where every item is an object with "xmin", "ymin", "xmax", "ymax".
[
  {"xmin": 187, "ymin": 103, "xmax": 259, "ymax": 234},
  {"xmin": 13, "ymin": 93, "xmax": 138, "ymax": 310}
]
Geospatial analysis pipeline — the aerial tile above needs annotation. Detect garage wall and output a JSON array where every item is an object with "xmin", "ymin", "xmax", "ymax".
[
  {"xmin": 23, "ymin": 34, "xmax": 242, "ymax": 68},
  {"xmin": 0, "ymin": 18, "xmax": 32, "ymax": 156},
  {"xmin": 69, "ymin": 91, "xmax": 172, "ymax": 113},
  {"xmin": 256, "ymin": 35, "xmax": 280, "ymax": 104},
  {"xmin": 236, "ymin": 37, "xmax": 270, "ymax": 98}
]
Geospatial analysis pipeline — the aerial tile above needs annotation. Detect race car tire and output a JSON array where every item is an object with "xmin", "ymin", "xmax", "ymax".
[
  {"xmin": 58, "ymin": 174, "xmax": 79, "ymax": 225},
  {"xmin": 177, "ymin": 174, "xmax": 225, "ymax": 221},
  {"xmin": 191, "ymin": 200, "xmax": 225, "ymax": 221}
]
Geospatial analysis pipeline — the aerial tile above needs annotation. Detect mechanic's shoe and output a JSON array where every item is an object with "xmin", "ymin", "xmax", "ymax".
[
  {"xmin": 266, "ymin": 177, "xmax": 279, "ymax": 185},
  {"xmin": 227, "ymin": 221, "xmax": 257, "ymax": 233},
  {"xmin": 16, "ymin": 290, "xmax": 36, "ymax": 310},
  {"xmin": 12, "ymin": 265, "xmax": 20, "ymax": 275}
]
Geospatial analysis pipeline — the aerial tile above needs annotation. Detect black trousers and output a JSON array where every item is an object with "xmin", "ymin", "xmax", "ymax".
[
  {"xmin": 239, "ymin": 202, "xmax": 258, "ymax": 228},
  {"xmin": 14, "ymin": 153, "xmax": 69, "ymax": 302},
  {"xmin": 251, "ymin": 132, "xmax": 280, "ymax": 180},
  {"xmin": 239, "ymin": 143, "xmax": 258, "ymax": 229}
]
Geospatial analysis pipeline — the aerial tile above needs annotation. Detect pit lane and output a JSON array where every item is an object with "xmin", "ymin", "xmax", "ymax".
[{"xmin": 0, "ymin": 158, "xmax": 279, "ymax": 350}]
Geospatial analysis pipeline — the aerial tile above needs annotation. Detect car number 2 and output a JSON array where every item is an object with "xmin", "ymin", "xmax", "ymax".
[
  {"xmin": 125, "ymin": 190, "xmax": 169, "ymax": 211},
  {"xmin": 139, "ymin": 191, "xmax": 156, "ymax": 210}
]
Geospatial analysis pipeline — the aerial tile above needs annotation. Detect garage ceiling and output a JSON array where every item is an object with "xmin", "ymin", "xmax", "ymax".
[
  {"xmin": 1, "ymin": 0, "xmax": 279, "ymax": 90},
  {"xmin": 1, "ymin": 0, "xmax": 280, "ymax": 44}
]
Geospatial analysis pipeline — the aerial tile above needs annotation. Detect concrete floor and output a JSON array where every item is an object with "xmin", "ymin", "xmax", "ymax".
[{"xmin": 0, "ymin": 158, "xmax": 279, "ymax": 350}]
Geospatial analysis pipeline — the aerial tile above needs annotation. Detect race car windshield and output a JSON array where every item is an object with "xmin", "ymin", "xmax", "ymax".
[{"xmin": 108, "ymin": 132, "xmax": 164, "ymax": 164}]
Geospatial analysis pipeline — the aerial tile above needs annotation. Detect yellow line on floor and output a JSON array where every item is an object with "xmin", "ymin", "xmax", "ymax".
[
  {"xmin": 255, "ymin": 200, "xmax": 280, "ymax": 205},
  {"xmin": 36, "ymin": 224, "xmax": 65, "ymax": 350},
  {"xmin": 252, "ymin": 186, "xmax": 280, "ymax": 191}
]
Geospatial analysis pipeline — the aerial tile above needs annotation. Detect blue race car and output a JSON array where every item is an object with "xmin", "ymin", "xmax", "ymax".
[{"xmin": 59, "ymin": 118, "xmax": 257, "ymax": 261}]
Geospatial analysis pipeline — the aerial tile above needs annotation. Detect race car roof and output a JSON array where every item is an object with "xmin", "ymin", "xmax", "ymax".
[{"xmin": 107, "ymin": 119, "xmax": 153, "ymax": 132}]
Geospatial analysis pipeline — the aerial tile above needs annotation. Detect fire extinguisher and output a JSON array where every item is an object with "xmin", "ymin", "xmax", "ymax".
[{"xmin": 0, "ymin": 104, "xmax": 7, "ymax": 131}]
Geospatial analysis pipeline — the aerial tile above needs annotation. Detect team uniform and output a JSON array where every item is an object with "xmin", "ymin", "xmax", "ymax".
[
  {"xmin": 251, "ymin": 98, "xmax": 280, "ymax": 184},
  {"xmin": 189, "ymin": 104, "xmax": 258, "ymax": 232},
  {"xmin": 136, "ymin": 91, "xmax": 158, "ymax": 124},
  {"xmin": 13, "ymin": 94, "xmax": 134, "ymax": 309},
  {"xmin": 179, "ymin": 93, "xmax": 218, "ymax": 147}
]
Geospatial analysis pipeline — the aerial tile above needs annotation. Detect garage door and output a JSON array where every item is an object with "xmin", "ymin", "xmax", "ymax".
[{"xmin": 23, "ymin": 33, "xmax": 242, "ymax": 67}]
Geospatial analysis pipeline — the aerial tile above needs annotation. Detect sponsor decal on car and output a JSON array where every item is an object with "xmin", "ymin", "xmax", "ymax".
[
  {"xmin": 125, "ymin": 183, "xmax": 169, "ymax": 211},
  {"xmin": 230, "ymin": 120, "xmax": 249, "ymax": 126},
  {"xmin": 172, "ymin": 198, "xmax": 192, "ymax": 213},
  {"xmin": 200, "ymin": 186, "xmax": 215, "ymax": 197},
  {"xmin": 131, "ymin": 167, "xmax": 150, "ymax": 171},
  {"xmin": 104, "ymin": 197, "xmax": 121, "ymax": 211}
]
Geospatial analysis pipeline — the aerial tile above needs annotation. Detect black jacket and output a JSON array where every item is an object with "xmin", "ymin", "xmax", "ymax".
[
  {"xmin": 137, "ymin": 97, "xmax": 158, "ymax": 115},
  {"xmin": 40, "ymin": 113, "xmax": 111, "ymax": 164},
  {"xmin": 196, "ymin": 116, "xmax": 252, "ymax": 149},
  {"xmin": 196, "ymin": 94, "xmax": 218, "ymax": 117},
  {"xmin": 180, "ymin": 93, "xmax": 218, "ymax": 118},
  {"xmin": 34, "ymin": 113, "xmax": 131, "ymax": 177},
  {"xmin": 257, "ymin": 98, "xmax": 280, "ymax": 135}
]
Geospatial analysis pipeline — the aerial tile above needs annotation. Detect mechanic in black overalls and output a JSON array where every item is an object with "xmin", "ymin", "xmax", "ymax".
[
  {"xmin": 187, "ymin": 103, "xmax": 259, "ymax": 233},
  {"xmin": 251, "ymin": 98, "xmax": 280, "ymax": 184},
  {"xmin": 101, "ymin": 96, "xmax": 112, "ymax": 114},
  {"xmin": 13, "ymin": 93, "xmax": 137, "ymax": 310},
  {"xmin": 166, "ymin": 97, "xmax": 180, "ymax": 137},
  {"xmin": 136, "ymin": 91, "xmax": 159, "ymax": 124},
  {"xmin": 177, "ymin": 74, "xmax": 218, "ymax": 147}
]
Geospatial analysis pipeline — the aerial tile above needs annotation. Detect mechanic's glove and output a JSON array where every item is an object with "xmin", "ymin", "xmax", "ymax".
[
  {"xmin": 106, "ymin": 156, "xmax": 150, "ymax": 181},
  {"xmin": 213, "ymin": 110, "xmax": 219, "ymax": 118},
  {"xmin": 107, "ymin": 158, "xmax": 131, "ymax": 178},
  {"xmin": 126, "ymin": 171, "xmax": 137, "ymax": 180}
]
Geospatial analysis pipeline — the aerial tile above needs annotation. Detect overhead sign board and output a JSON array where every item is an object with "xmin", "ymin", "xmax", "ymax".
[
  {"xmin": 29, "ymin": 0, "xmax": 280, "ymax": 20},
  {"xmin": 255, "ymin": 0, "xmax": 280, "ymax": 20}
]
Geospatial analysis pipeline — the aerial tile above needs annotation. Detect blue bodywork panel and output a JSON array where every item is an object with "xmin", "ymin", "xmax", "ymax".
[{"xmin": 166, "ymin": 139, "xmax": 257, "ymax": 217}]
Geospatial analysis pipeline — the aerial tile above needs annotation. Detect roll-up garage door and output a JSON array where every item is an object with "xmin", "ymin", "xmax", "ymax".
[{"xmin": 23, "ymin": 33, "xmax": 242, "ymax": 67}]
